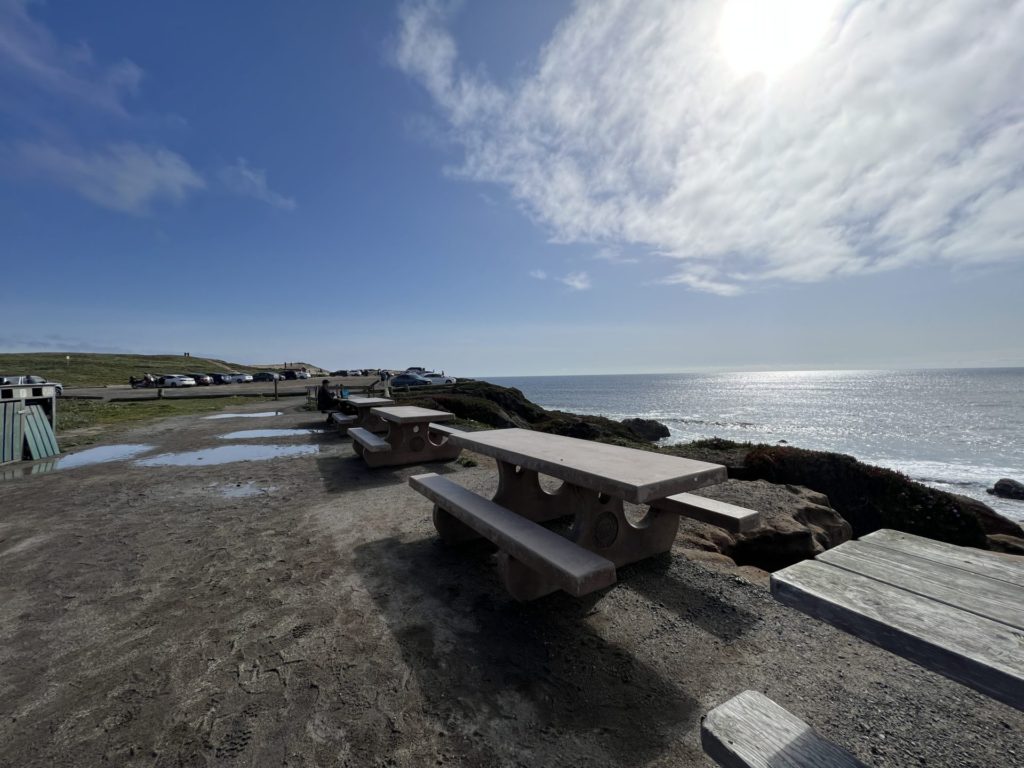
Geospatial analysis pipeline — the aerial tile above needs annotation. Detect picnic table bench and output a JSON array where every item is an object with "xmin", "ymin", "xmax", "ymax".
[
  {"xmin": 349, "ymin": 406, "xmax": 461, "ymax": 467},
  {"xmin": 772, "ymin": 528, "xmax": 1024, "ymax": 711},
  {"xmin": 329, "ymin": 396, "xmax": 394, "ymax": 434},
  {"xmin": 409, "ymin": 428, "xmax": 751, "ymax": 600}
]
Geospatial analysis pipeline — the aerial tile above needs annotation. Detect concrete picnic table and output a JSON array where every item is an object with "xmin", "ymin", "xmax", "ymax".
[
  {"xmin": 409, "ymin": 428, "xmax": 736, "ymax": 600},
  {"xmin": 348, "ymin": 406, "xmax": 461, "ymax": 467},
  {"xmin": 330, "ymin": 396, "xmax": 394, "ymax": 434},
  {"xmin": 772, "ymin": 529, "xmax": 1024, "ymax": 712}
]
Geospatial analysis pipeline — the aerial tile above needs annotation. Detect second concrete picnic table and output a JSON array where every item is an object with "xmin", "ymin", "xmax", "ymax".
[
  {"xmin": 330, "ymin": 396, "xmax": 394, "ymax": 433},
  {"xmin": 348, "ymin": 406, "xmax": 461, "ymax": 467},
  {"xmin": 409, "ymin": 428, "xmax": 754, "ymax": 600}
]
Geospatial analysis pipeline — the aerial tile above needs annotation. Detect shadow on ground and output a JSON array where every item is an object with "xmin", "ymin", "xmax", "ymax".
[{"xmin": 353, "ymin": 535, "xmax": 699, "ymax": 767}]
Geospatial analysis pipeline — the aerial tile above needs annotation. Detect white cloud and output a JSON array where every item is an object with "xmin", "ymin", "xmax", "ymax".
[
  {"xmin": 594, "ymin": 247, "xmax": 638, "ymax": 264},
  {"xmin": 529, "ymin": 269, "xmax": 547, "ymax": 280},
  {"xmin": 16, "ymin": 142, "xmax": 204, "ymax": 214},
  {"xmin": 395, "ymin": 0, "xmax": 1024, "ymax": 294},
  {"xmin": 560, "ymin": 271, "xmax": 591, "ymax": 291},
  {"xmin": 0, "ymin": 0, "xmax": 143, "ymax": 113},
  {"xmin": 220, "ymin": 158, "xmax": 296, "ymax": 211}
]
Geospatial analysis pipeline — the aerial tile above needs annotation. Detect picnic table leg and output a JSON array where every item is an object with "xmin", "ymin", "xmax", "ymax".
[{"xmin": 481, "ymin": 461, "xmax": 682, "ymax": 597}]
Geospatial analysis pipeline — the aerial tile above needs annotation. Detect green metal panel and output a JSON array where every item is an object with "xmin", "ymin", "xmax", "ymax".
[
  {"xmin": 0, "ymin": 401, "xmax": 22, "ymax": 464},
  {"xmin": 22, "ymin": 404, "xmax": 60, "ymax": 460}
]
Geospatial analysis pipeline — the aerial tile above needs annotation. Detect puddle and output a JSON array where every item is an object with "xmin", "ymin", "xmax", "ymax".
[
  {"xmin": 0, "ymin": 444, "xmax": 156, "ymax": 480},
  {"xmin": 203, "ymin": 411, "xmax": 283, "ymax": 420},
  {"xmin": 136, "ymin": 444, "xmax": 318, "ymax": 467},
  {"xmin": 57, "ymin": 444, "xmax": 155, "ymax": 469},
  {"xmin": 219, "ymin": 429, "xmax": 319, "ymax": 439},
  {"xmin": 217, "ymin": 482, "xmax": 278, "ymax": 498}
]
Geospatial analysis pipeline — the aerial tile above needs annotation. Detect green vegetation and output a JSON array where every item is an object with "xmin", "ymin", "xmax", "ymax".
[
  {"xmin": 0, "ymin": 352, "xmax": 324, "ymax": 388},
  {"xmin": 57, "ymin": 396, "xmax": 269, "ymax": 449}
]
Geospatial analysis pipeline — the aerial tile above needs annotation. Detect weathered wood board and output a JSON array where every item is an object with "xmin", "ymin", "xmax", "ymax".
[
  {"xmin": 701, "ymin": 689, "xmax": 869, "ymax": 768},
  {"xmin": 861, "ymin": 529, "xmax": 1024, "ymax": 587},
  {"xmin": 772, "ymin": 556, "xmax": 1024, "ymax": 711}
]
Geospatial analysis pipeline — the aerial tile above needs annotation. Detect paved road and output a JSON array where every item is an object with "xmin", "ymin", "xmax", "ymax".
[{"xmin": 64, "ymin": 376, "xmax": 380, "ymax": 401}]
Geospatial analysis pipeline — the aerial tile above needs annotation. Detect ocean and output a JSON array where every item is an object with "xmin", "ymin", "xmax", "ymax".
[{"xmin": 487, "ymin": 368, "xmax": 1024, "ymax": 523}]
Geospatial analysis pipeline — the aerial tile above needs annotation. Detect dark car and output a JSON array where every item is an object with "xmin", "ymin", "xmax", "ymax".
[
  {"xmin": 281, "ymin": 370, "xmax": 299, "ymax": 380},
  {"xmin": 209, "ymin": 373, "xmax": 234, "ymax": 385},
  {"xmin": 187, "ymin": 373, "xmax": 213, "ymax": 385},
  {"xmin": 389, "ymin": 373, "xmax": 432, "ymax": 388},
  {"xmin": 253, "ymin": 372, "xmax": 282, "ymax": 382}
]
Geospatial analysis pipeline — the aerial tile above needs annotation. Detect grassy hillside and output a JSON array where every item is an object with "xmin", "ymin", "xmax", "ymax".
[{"xmin": 0, "ymin": 353, "xmax": 277, "ymax": 388}]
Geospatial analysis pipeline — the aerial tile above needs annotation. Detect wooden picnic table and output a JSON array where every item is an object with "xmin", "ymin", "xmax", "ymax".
[
  {"xmin": 772, "ymin": 529, "xmax": 1024, "ymax": 711},
  {"xmin": 348, "ymin": 406, "xmax": 460, "ymax": 467},
  {"xmin": 410, "ymin": 428, "xmax": 736, "ymax": 600}
]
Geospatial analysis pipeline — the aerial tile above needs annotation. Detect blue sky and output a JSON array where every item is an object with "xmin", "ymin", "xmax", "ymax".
[{"xmin": 2, "ymin": 0, "xmax": 1022, "ymax": 376}]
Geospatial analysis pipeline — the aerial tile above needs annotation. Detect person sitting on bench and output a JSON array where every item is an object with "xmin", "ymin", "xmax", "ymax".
[{"xmin": 316, "ymin": 379, "xmax": 343, "ymax": 415}]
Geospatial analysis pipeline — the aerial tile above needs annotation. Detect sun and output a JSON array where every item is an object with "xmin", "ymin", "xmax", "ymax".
[{"xmin": 719, "ymin": 0, "xmax": 837, "ymax": 79}]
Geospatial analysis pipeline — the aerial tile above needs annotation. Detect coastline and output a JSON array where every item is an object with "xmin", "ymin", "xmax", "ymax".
[{"xmin": 487, "ymin": 369, "xmax": 1024, "ymax": 523}]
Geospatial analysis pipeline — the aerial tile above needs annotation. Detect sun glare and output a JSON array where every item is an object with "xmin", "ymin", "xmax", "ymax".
[{"xmin": 719, "ymin": 0, "xmax": 837, "ymax": 79}]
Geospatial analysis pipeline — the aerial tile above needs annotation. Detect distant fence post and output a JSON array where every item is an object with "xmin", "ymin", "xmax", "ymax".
[{"xmin": 274, "ymin": 378, "xmax": 279, "ymax": 401}]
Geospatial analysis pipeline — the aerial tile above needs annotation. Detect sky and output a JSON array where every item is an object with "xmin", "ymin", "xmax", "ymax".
[{"xmin": 1, "ymin": 0, "xmax": 1022, "ymax": 376}]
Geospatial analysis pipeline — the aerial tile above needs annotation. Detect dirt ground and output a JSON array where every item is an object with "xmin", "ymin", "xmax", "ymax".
[{"xmin": 0, "ymin": 401, "xmax": 1021, "ymax": 767}]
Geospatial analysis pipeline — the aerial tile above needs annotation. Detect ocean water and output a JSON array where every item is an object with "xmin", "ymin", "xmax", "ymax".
[{"xmin": 488, "ymin": 369, "xmax": 1024, "ymax": 522}]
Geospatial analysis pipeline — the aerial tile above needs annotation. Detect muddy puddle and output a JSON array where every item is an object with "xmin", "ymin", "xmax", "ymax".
[
  {"xmin": 136, "ymin": 444, "xmax": 318, "ymax": 467},
  {"xmin": 219, "ymin": 429, "xmax": 319, "ymax": 439},
  {"xmin": 202, "ymin": 411, "xmax": 283, "ymax": 420},
  {"xmin": 0, "ymin": 444, "xmax": 156, "ymax": 480}
]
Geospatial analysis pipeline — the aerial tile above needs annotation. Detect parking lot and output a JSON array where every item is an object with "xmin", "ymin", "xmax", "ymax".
[{"xmin": 64, "ymin": 374, "xmax": 379, "ymax": 401}]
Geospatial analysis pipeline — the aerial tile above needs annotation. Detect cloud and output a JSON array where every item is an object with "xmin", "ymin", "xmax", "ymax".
[
  {"xmin": 529, "ymin": 269, "xmax": 547, "ymax": 280},
  {"xmin": 15, "ymin": 141, "xmax": 204, "ymax": 214},
  {"xmin": 220, "ymin": 158, "xmax": 297, "ymax": 211},
  {"xmin": 594, "ymin": 247, "xmax": 639, "ymax": 264},
  {"xmin": 0, "ymin": 0, "xmax": 143, "ymax": 114},
  {"xmin": 560, "ymin": 271, "xmax": 591, "ymax": 291},
  {"xmin": 395, "ymin": 0, "xmax": 1024, "ymax": 294}
]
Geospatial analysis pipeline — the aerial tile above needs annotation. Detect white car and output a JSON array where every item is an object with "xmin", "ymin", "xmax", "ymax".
[
  {"xmin": 236, "ymin": 373, "xmax": 254, "ymax": 383},
  {"xmin": 0, "ymin": 375, "xmax": 64, "ymax": 395},
  {"xmin": 295, "ymin": 371, "xmax": 311, "ymax": 379},
  {"xmin": 160, "ymin": 374, "xmax": 196, "ymax": 387},
  {"xmin": 424, "ymin": 374, "xmax": 456, "ymax": 385}
]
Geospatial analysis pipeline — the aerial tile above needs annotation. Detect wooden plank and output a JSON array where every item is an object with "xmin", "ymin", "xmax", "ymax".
[
  {"xmin": 772, "ymin": 560, "xmax": 1024, "ymax": 711},
  {"xmin": 653, "ymin": 492, "xmax": 762, "ymax": 533},
  {"xmin": 820, "ymin": 540, "xmax": 1024, "ymax": 630},
  {"xmin": 23, "ymin": 405, "xmax": 59, "ymax": 460},
  {"xmin": 447, "ymin": 428, "xmax": 727, "ymax": 504},
  {"xmin": 410, "ymin": 472, "xmax": 617, "ymax": 597},
  {"xmin": 862, "ymin": 529, "xmax": 1024, "ymax": 588},
  {"xmin": 701, "ymin": 690, "xmax": 868, "ymax": 768}
]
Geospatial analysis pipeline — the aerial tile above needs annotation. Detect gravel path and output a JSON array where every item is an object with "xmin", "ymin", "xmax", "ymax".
[{"xmin": 1, "ymin": 402, "xmax": 1020, "ymax": 767}]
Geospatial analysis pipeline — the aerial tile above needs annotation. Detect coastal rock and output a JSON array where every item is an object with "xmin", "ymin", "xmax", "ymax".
[
  {"xmin": 988, "ymin": 478, "xmax": 1024, "ymax": 500},
  {"xmin": 621, "ymin": 418, "xmax": 670, "ymax": 442},
  {"xmin": 675, "ymin": 479, "xmax": 852, "ymax": 571},
  {"xmin": 986, "ymin": 534, "xmax": 1024, "ymax": 556},
  {"xmin": 740, "ymin": 445, "xmax": 1024, "ymax": 548}
]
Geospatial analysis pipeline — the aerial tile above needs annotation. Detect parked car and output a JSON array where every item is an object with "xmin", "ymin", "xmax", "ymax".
[
  {"xmin": 159, "ymin": 374, "xmax": 196, "ymax": 387},
  {"xmin": 389, "ymin": 373, "xmax": 432, "ymax": 388},
  {"xmin": 236, "ymin": 373, "xmax": 254, "ymax": 383},
  {"xmin": 281, "ymin": 370, "xmax": 299, "ymax": 380},
  {"xmin": 187, "ymin": 373, "xmax": 213, "ymax": 385},
  {"xmin": 295, "ymin": 371, "xmax": 311, "ymax": 379},
  {"xmin": 0, "ymin": 374, "xmax": 64, "ymax": 395},
  {"xmin": 253, "ymin": 372, "xmax": 282, "ymax": 382},
  {"xmin": 209, "ymin": 372, "xmax": 233, "ymax": 385},
  {"xmin": 424, "ymin": 374, "xmax": 457, "ymax": 385}
]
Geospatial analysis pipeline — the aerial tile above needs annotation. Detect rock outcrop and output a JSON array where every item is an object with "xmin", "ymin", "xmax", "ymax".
[
  {"xmin": 988, "ymin": 478, "xmax": 1024, "ymax": 500},
  {"xmin": 620, "ymin": 418, "xmax": 670, "ymax": 442},
  {"xmin": 674, "ymin": 479, "xmax": 852, "ymax": 571}
]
